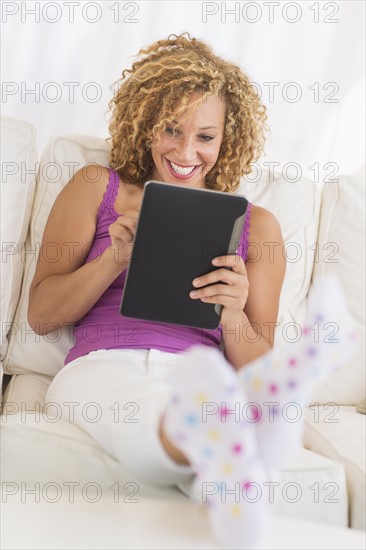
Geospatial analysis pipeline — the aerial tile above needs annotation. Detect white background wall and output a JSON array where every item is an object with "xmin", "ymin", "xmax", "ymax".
[{"xmin": 1, "ymin": 0, "xmax": 365, "ymax": 184}]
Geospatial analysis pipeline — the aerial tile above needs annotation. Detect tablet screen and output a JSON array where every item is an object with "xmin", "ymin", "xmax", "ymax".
[{"xmin": 120, "ymin": 181, "xmax": 249, "ymax": 329}]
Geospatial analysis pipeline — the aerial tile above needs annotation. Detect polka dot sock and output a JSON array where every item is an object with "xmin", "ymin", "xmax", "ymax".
[
  {"xmin": 163, "ymin": 345, "xmax": 269, "ymax": 550},
  {"xmin": 237, "ymin": 273, "xmax": 358, "ymax": 472}
]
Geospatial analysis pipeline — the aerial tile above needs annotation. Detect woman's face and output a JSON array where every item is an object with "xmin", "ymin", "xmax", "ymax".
[{"xmin": 150, "ymin": 93, "xmax": 226, "ymax": 189}]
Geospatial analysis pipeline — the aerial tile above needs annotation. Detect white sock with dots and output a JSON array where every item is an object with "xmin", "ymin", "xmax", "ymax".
[
  {"xmin": 163, "ymin": 345, "xmax": 269, "ymax": 550},
  {"xmin": 237, "ymin": 274, "xmax": 358, "ymax": 472}
]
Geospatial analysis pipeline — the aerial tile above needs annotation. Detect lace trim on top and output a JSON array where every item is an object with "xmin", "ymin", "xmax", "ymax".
[
  {"xmin": 237, "ymin": 202, "xmax": 252, "ymax": 262},
  {"xmin": 98, "ymin": 168, "xmax": 120, "ymax": 216}
]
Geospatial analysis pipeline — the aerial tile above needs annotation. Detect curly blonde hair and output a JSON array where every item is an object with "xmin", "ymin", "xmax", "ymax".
[{"xmin": 105, "ymin": 33, "xmax": 268, "ymax": 192}]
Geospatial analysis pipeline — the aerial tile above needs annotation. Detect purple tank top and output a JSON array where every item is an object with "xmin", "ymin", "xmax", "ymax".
[{"xmin": 64, "ymin": 169, "xmax": 252, "ymax": 365}]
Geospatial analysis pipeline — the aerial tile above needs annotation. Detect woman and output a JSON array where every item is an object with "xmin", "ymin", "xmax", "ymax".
[{"xmin": 28, "ymin": 34, "xmax": 354, "ymax": 549}]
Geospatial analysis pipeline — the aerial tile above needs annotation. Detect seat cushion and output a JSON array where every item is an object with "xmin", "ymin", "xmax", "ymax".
[
  {"xmin": 304, "ymin": 405, "xmax": 366, "ymax": 529},
  {"xmin": 1, "ymin": 410, "xmax": 348, "ymax": 528},
  {"xmin": 273, "ymin": 447, "xmax": 347, "ymax": 527},
  {"xmin": 2, "ymin": 494, "xmax": 365, "ymax": 550},
  {"xmin": 2, "ymin": 373, "xmax": 53, "ymax": 414}
]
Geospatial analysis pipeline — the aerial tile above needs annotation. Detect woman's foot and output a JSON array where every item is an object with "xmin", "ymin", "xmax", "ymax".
[{"xmin": 162, "ymin": 345, "xmax": 269, "ymax": 549}]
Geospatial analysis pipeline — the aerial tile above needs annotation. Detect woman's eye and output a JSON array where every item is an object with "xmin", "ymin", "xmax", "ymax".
[
  {"xmin": 165, "ymin": 128, "xmax": 214, "ymax": 141},
  {"xmin": 166, "ymin": 127, "xmax": 177, "ymax": 136}
]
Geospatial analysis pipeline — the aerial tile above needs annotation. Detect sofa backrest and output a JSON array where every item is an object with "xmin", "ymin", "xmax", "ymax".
[
  {"xmin": 310, "ymin": 176, "xmax": 365, "ymax": 405},
  {"xmin": 1, "ymin": 117, "xmax": 38, "ymax": 365},
  {"xmin": 238, "ymin": 171, "xmax": 321, "ymax": 335},
  {"xmin": 3, "ymin": 134, "xmax": 110, "ymax": 379}
]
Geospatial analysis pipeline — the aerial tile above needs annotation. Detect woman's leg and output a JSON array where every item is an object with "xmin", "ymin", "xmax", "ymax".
[{"xmin": 45, "ymin": 348, "xmax": 195, "ymax": 487}]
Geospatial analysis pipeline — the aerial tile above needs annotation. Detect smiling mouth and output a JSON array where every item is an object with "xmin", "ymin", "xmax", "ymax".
[{"xmin": 166, "ymin": 158, "xmax": 202, "ymax": 176}]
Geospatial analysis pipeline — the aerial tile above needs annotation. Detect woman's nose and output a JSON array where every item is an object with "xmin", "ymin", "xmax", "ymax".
[{"xmin": 176, "ymin": 137, "xmax": 196, "ymax": 163}]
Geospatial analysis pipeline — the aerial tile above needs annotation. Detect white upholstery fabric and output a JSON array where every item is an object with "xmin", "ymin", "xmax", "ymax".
[
  {"xmin": 0, "ymin": 410, "xmax": 348, "ymax": 528},
  {"xmin": 273, "ymin": 447, "xmax": 348, "ymax": 527},
  {"xmin": 2, "ymin": 488, "xmax": 365, "ymax": 549},
  {"xmin": 1, "ymin": 117, "xmax": 37, "ymax": 364},
  {"xmin": 304, "ymin": 406, "xmax": 366, "ymax": 530},
  {"xmin": 2, "ymin": 373, "xmax": 52, "ymax": 412},
  {"xmin": 0, "ymin": 412, "xmax": 182, "ymax": 499},
  {"xmin": 310, "ymin": 176, "xmax": 365, "ymax": 405},
  {"xmin": 3, "ymin": 135, "xmax": 109, "ymax": 378},
  {"xmin": 239, "ymin": 172, "xmax": 321, "ymax": 344}
]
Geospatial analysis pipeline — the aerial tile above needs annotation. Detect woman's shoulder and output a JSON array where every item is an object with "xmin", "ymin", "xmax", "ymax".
[
  {"xmin": 75, "ymin": 163, "xmax": 113, "ymax": 208},
  {"xmin": 58, "ymin": 163, "xmax": 115, "ymax": 219},
  {"xmin": 74, "ymin": 162, "xmax": 111, "ymax": 182},
  {"xmin": 249, "ymin": 204, "xmax": 281, "ymax": 232},
  {"xmin": 247, "ymin": 204, "xmax": 283, "ymax": 258},
  {"xmin": 83, "ymin": 163, "xmax": 111, "ymax": 188}
]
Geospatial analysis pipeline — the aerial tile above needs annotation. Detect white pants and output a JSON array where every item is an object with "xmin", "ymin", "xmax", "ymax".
[{"xmin": 46, "ymin": 348, "xmax": 195, "ymax": 490}]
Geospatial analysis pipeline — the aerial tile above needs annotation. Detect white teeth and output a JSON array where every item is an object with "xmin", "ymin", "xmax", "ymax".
[{"xmin": 169, "ymin": 160, "xmax": 196, "ymax": 175}]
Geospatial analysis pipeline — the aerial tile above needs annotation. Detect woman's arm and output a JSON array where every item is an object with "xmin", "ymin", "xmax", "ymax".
[
  {"xmin": 221, "ymin": 206, "xmax": 286, "ymax": 370},
  {"xmin": 188, "ymin": 205, "xmax": 286, "ymax": 370},
  {"xmin": 28, "ymin": 165, "xmax": 138, "ymax": 335}
]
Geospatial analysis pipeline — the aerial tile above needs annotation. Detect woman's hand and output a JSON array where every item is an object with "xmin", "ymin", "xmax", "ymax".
[
  {"xmin": 107, "ymin": 207, "xmax": 141, "ymax": 271},
  {"xmin": 189, "ymin": 254, "xmax": 249, "ymax": 326}
]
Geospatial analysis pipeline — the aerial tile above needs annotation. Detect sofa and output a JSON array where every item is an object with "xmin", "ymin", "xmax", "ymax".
[{"xmin": 1, "ymin": 116, "xmax": 365, "ymax": 548}]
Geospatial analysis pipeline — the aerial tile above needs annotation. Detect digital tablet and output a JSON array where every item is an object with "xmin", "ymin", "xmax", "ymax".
[{"xmin": 120, "ymin": 181, "xmax": 249, "ymax": 329}]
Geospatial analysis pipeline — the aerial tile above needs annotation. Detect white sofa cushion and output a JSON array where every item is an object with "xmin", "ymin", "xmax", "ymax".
[
  {"xmin": 2, "ymin": 373, "xmax": 52, "ymax": 413},
  {"xmin": 239, "ymin": 171, "xmax": 321, "ymax": 344},
  {"xmin": 2, "ymin": 496, "xmax": 365, "ymax": 550},
  {"xmin": 310, "ymin": 176, "xmax": 365, "ymax": 405},
  {"xmin": 0, "ymin": 411, "xmax": 348, "ymax": 528},
  {"xmin": 3, "ymin": 135, "xmax": 109, "ymax": 378},
  {"xmin": 304, "ymin": 405, "xmax": 366, "ymax": 530},
  {"xmin": 273, "ymin": 447, "xmax": 348, "ymax": 528},
  {"xmin": 0, "ymin": 412, "xmax": 182, "ymax": 499},
  {"xmin": 1, "ymin": 117, "xmax": 37, "ymax": 364}
]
